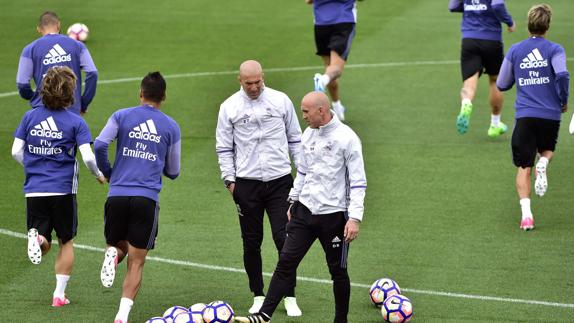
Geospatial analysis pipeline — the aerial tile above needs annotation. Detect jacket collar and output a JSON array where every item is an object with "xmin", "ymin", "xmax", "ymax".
[
  {"xmin": 239, "ymin": 86, "xmax": 266, "ymax": 102},
  {"xmin": 317, "ymin": 111, "xmax": 341, "ymax": 136}
]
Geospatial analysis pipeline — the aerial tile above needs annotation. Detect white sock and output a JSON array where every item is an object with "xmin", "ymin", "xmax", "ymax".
[
  {"xmin": 462, "ymin": 98, "xmax": 472, "ymax": 106},
  {"xmin": 491, "ymin": 114, "xmax": 501, "ymax": 127},
  {"xmin": 115, "ymin": 297, "xmax": 134, "ymax": 322},
  {"xmin": 537, "ymin": 156, "xmax": 549, "ymax": 167},
  {"xmin": 320, "ymin": 74, "xmax": 331, "ymax": 88},
  {"xmin": 53, "ymin": 274, "xmax": 70, "ymax": 299},
  {"xmin": 333, "ymin": 100, "xmax": 341, "ymax": 108},
  {"xmin": 520, "ymin": 198, "xmax": 533, "ymax": 220}
]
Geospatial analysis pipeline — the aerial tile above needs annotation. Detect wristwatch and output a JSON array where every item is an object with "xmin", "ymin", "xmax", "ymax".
[{"xmin": 224, "ymin": 180, "xmax": 235, "ymax": 188}]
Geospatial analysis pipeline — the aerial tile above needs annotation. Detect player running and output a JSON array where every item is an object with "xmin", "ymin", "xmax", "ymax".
[
  {"xmin": 449, "ymin": 0, "xmax": 515, "ymax": 137},
  {"xmin": 308, "ymin": 0, "xmax": 359, "ymax": 121},
  {"xmin": 496, "ymin": 4, "xmax": 569, "ymax": 230},
  {"xmin": 12, "ymin": 66, "xmax": 105, "ymax": 307},
  {"xmin": 94, "ymin": 72, "xmax": 181, "ymax": 323}
]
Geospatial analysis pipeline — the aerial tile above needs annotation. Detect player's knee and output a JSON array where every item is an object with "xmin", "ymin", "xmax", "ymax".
[{"xmin": 328, "ymin": 265, "xmax": 349, "ymax": 282}]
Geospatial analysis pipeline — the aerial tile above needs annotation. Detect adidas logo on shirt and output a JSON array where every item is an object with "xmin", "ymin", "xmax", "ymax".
[
  {"xmin": 128, "ymin": 119, "xmax": 161, "ymax": 143},
  {"xmin": 520, "ymin": 48, "xmax": 548, "ymax": 69},
  {"xmin": 42, "ymin": 44, "xmax": 72, "ymax": 65},
  {"xmin": 29, "ymin": 116, "xmax": 63, "ymax": 139},
  {"xmin": 464, "ymin": 0, "xmax": 487, "ymax": 11}
]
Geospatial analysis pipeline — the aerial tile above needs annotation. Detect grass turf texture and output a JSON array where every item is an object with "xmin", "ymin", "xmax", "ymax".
[{"xmin": 0, "ymin": 0, "xmax": 573, "ymax": 321}]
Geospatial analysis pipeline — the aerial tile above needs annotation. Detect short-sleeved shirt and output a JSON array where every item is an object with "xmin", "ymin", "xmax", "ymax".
[{"xmin": 14, "ymin": 106, "xmax": 92, "ymax": 194}]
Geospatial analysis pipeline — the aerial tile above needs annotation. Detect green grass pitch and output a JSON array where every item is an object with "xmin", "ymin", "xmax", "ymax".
[{"xmin": 0, "ymin": 0, "xmax": 573, "ymax": 322}]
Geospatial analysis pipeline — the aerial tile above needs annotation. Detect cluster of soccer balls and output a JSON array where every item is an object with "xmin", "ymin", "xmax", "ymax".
[
  {"xmin": 66, "ymin": 23, "xmax": 89, "ymax": 42},
  {"xmin": 147, "ymin": 301, "xmax": 234, "ymax": 323},
  {"xmin": 370, "ymin": 278, "xmax": 413, "ymax": 322}
]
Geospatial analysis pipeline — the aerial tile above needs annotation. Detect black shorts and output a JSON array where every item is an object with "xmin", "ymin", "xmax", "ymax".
[
  {"xmin": 26, "ymin": 194, "xmax": 77, "ymax": 244},
  {"xmin": 314, "ymin": 23, "xmax": 356, "ymax": 60},
  {"xmin": 460, "ymin": 38, "xmax": 504, "ymax": 81},
  {"xmin": 512, "ymin": 117, "xmax": 560, "ymax": 168},
  {"xmin": 104, "ymin": 196, "xmax": 159, "ymax": 250}
]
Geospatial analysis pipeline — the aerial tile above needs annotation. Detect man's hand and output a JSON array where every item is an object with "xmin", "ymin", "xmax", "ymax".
[
  {"xmin": 227, "ymin": 182, "xmax": 235, "ymax": 195},
  {"xmin": 96, "ymin": 175, "xmax": 107, "ymax": 184},
  {"xmin": 561, "ymin": 105, "xmax": 568, "ymax": 113},
  {"xmin": 344, "ymin": 218, "xmax": 360, "ymax": 242},
  {"xmin": 508, "ymin": 23, "xmax": 516, "ymax": 33},
  {"xmin": 305, "ymin": 0, "xmax": 313, "ymax": 4},
  {"xmin": 287, "ymin": 203, "xmax": 293, "ymax": 222}
]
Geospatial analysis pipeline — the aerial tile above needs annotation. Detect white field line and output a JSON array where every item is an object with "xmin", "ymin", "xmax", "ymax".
[
  {"xmin": 3, "ymin": 57, "xmax": 574, "ymax": 98},
  {"xmin": 3, "ymin": 57, "xmax": 573, "ymax": 98},
  {"xmin": 1, "ymin": 59, "xmax": 459, "ymax": 98},
  {"xmin": 2, "ymin": 228, "xmax": 573, "ymax": 309}
]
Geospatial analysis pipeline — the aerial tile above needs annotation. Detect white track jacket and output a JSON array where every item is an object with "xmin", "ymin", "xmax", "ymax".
[
  {"xmin": 289, "ymin": 114, "xmax": 367, "ymax": 221},
  {"xmin": 216, "ymin": 87, "xmax": 302, "ymax": 182}
]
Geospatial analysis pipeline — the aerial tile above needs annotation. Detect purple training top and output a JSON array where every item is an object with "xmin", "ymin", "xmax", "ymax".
[
  {"xmin": 497, "ymin": 37, "xmax": 570, "ymax": 121},
  {"xmin": 14, "ymin": 106, "xmax": 92, "ymax": 194},
  {"xmin": 16, "ymin": 34, "xmax": 98, "ymax": 115},
  {"xmin": 449, "ymin": 0, "xmax": 513, "ymax": 42},
  {"xmin": 313, "ymin": 0, "xmax": 356, "ymax": 26},
  {"xmin": 94, "ymin": 104, "xmax": 181, "ymax": 202}
]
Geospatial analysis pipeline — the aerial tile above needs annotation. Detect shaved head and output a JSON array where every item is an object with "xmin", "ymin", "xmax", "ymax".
[
  {"xmin": 301, "ymin": 91, "xmax": 332, "ymax": 128},
  {"xmin": 301, "ymin": 91, "xmax": 330, "ymax": 111},
  {"xmin": 239, "ymin": 60, "xmax": 263, "ymax": 78},
  {"xmin": 238, "ymin": 60, "xmax": 265, "ymax": 99}
]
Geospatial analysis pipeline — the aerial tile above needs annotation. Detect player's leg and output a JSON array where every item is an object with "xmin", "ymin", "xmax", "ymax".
[
  {"xmin": 484, "ymin": 40, "xmax": 508, "ymax": 137},
  {"xmin": 264, "ymin": 174, "xmax": 301, "ymax": 316},
  {"xmin": 51, "ymin": 194, "xmax": 78, "ymax": 307},
  {"xmin": 234, "ymin": 178, "xmax": 267, "ymax": 308},
  {"xmin": 237, "ymin": 202, "xmax": 317, "ymax": 323},
  {"xmin": 486, "ymin": 75, "xmax": 508, "ymax": 137},
  {"xmin": 457, "ymin": 38, "xmax": 482, "ymax": 134},
  {"xmin": 113, "ymin": 196, "xmax": 158, "ymax": 323},
  {"xmin": 26, "ymin": 197, "xmax": 54, "ymax": 265},
  {"xmin": 512, "ymin": 118, "xmax": 536, "ymax": 230},
  {"xmin": 52, "ymin": 239, "xmax": 73, "ymax": 307},
  {"xmin": 314, "ymin": 23, "xmax": 355, "ymax": 121},
  {"xmin": 317, "ymin": 212, "xmax": 350, "ymax": 323},
  {"xmin": 101, "ymin": 197, "xmax": 130, "ymax": 288},
  {"xmin": 326, "ymin": 52, "xmax": 347, "ymax": 121},
  {"xmin": 534, "ymin": 119, "xmax": 560, "ymax": 197},
  {"xmin": 114, "ymin": 243, "xmax": 148, "ymax": 323}
]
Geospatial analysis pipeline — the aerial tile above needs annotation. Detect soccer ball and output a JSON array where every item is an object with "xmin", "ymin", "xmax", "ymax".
[
  {"xmin": 67, "ymin": 23, "xmax": 89, "ymax": 42},
  {"xmin": 146, "ymin": 318, "xmax": 167, "ymax": 323},
  {"xmin": 188, "ymin": 303, "xmax": 206, "ymax": 323},
  {"xmin": 381, "ymin": 295, "xmax": 413, "ymax": 323},
  {"xmin": 370, "ymin": 278, "xmax": 401, "ymax": 306},
  {"xmin": 163, "ymin": 306, "xmax": 189, "ymax": 323},
  {"xmin": 202, "ymin": 301, "xmax": 234, "ymax": 323},
  {"xmin": 173, "ymin": 312, "xmax": 194, "ymax": 323}
]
